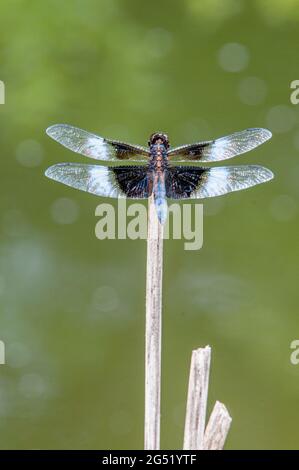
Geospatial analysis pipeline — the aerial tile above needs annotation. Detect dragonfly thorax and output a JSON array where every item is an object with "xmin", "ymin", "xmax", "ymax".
[{"xmin": 149, "ymin": 142, "xmax": 168, "ymax": 171}]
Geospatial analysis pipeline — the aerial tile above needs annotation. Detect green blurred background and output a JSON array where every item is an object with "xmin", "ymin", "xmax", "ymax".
[{"xmin": 0, "ymin": 0, "xmax": 299, "ymax": 450}]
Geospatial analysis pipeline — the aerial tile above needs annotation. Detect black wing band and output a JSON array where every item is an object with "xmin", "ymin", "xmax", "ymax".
[{"xmin": 111, "ymin": 166, "xmax": 151, "ymax": 198}]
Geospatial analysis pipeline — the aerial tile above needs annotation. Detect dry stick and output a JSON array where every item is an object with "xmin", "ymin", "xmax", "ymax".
[
  {"xmin": 183, "ymin": 346, "xmax": 211, "ymax": 450},
  {"xmin": 144, "ymin": 195, "xmax": 164, "ymax": 450},
  {"xmin": 203, "ymin": 401, "xmax": 232, "ymax": 450}
]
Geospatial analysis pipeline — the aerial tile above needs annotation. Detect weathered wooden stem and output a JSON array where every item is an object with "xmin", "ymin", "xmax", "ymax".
[
  {"xmin": 144, "ymin": 195, "xmax": 164, "ymax": 450},
  {"xmin": 203, "ymin": 400, "xmax": 232, "ymax": 450},
  {"xmin": 143, "ymin": 199, "xmax": 231, "ymax": 450},
  {"xmin": 183, "ymin": 346, "xmax": 232, "ymax": 450},
  {"xmin": 183, "ymin": 346, "xmax": 211, "ymax": 450}
]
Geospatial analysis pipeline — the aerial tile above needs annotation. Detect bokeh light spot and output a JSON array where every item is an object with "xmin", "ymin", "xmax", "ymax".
[
  {"xmin": 90, "ymin": 285, "xmax": 119, "ymax": 316},
  {"xmin": 218, "ymin": 42, "xmax": 249, "ymax": 72},
  {"xmin": 144, "ymin": 28, "xmax": 173, "ymax": 59},
  {"xmin": 16, "ymin": 140, "xmax": 44, "ymax": 167},
  {"xmin": 50, "ymin": 198, "xmax": 80, "ymax": 225}
]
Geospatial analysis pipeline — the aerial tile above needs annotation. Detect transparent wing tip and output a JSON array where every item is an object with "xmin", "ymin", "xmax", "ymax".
[
  {"xmin": 46, "ymin": 124, "xmax": 58, "ymax": 136},
  {"xmin": 44, "ymin": 163, "xmax": 64, "ymax": 180},
  {"xmin": 248, "ymin": 127, "xmax": 272, "ymax": 141},
  {"xmin": 44, "ymin": 164, "xmax": 56, "ymax": 178},
  {"xmin": 255, "ymin": 165, "xmax": 275, "ymax": 182},
  {"xmin": 46, "ymin": 124, "xmax": 68, "ymax": 139},
  {"xmin": 264, "ymin": 128, "xmax": 272, "ymax": 140}
]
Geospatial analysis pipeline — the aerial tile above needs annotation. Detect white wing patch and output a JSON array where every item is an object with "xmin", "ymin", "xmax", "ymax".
[
  {"xmin": 45, "ymin": 163, "xmax": 126, "ymax": 198},
  {"xmin": 191, "ymin": 165, "xmax": 274, "ymax": 199}
]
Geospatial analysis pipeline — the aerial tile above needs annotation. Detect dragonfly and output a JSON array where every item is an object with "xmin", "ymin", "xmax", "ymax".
[{"xmin": 45, "ymin": 124, "xmax": 273, "ymax": 224}]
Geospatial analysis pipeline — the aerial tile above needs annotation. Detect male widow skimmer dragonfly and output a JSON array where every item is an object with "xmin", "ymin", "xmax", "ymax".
[{"xmin": 45, "ymin": 125, "xmax": 273, "ymax": 224}]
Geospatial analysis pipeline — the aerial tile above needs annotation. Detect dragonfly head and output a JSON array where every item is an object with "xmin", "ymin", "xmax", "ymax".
[{"xmin": 149, "ymin": 132, "xmax": 169, "ymax": 149}]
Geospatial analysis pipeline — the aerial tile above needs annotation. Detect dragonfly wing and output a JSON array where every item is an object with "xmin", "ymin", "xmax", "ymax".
[
  {"xmin": 45, "ymin": 164, "xmax": 151, "ymax": 199},
  {"xmin": 46, "ymin": 124, "xmax": 149, "ymax": 162},
  {"xmin": 167, "ymin": 128, "xmax": 272, "ymax": 162},
  {"xmin": 109, "ymin": 165, "xmax": 151, "ymax": 198},
  {"xmin": 165, "ymin": 165, "xmax": 274, "ymax": 199}
]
